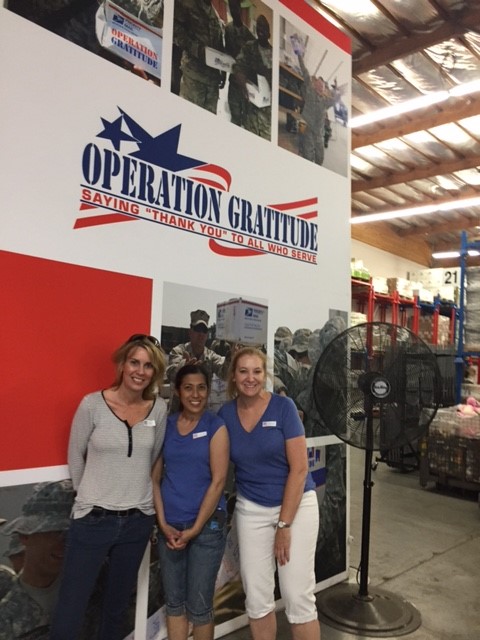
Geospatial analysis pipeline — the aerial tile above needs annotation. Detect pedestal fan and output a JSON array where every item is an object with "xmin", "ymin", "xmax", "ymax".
[{"xmin": 313, "ymin": 322, "xmax": 441, "ymax": 637}]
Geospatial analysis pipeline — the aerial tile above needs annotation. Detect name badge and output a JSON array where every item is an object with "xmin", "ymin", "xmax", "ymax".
[
  {"xmin": 144, "ymin": 420, "xmax": 156, "ymax": 427},
  {"xmin": 262, "ymin": 421, "xmax": 276, "ymax": 428},
  {"xmin": 193, "ymin": 431, "xmax": 208, "ymax": 439}
]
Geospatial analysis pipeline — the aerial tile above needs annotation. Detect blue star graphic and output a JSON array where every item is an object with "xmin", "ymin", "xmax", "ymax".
[
  {"xmin": 118, "ymin": 108, "xmax": 205, "ymax": 172},
  {"xmin": 97, "ymin": 116, "xmax": 138, "ymax": 151}
]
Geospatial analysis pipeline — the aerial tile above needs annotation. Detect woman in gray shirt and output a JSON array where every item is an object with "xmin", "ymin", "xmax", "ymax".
[{"xmin": 50, "ymin": 334, "xmax": 168, "ymax": 640}]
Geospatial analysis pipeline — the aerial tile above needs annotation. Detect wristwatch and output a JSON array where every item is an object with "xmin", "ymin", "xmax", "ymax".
[{"xmin": 277, "ymin": 520, "xmax": 291, "ymax": 529}]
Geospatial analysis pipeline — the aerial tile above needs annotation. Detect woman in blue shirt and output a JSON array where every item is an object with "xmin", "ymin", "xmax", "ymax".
[
  {"xmin": 218, "ymin": 347, "xmax": 319, "ymax": 640},
  {"xmin": 152, "ymin": 364, "xmax": 229, "ymax": 640}
]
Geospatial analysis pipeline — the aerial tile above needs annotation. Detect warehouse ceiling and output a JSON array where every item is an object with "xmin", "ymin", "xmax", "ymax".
[{"xmin": 311, "ymin": 0, "xmax": 480, "ymax": 267}]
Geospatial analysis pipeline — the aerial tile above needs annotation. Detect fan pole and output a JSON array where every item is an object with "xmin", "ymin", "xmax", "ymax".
[
  {"xmin": 359, "ymin": 400, "xmax": 375, "ymax": 598},
  {"xmin": 359, "ymin": 446, "xmax": 374, "ymax": 597}
]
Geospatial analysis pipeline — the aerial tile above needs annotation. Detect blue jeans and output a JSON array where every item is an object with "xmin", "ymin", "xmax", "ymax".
[
  {"xmin": 157, "ymin": 513, "xmax": 227, "ymax": 625},
  {"xmin": 50, "ymin": 509, "xmax": 154, "ymax": 640}
]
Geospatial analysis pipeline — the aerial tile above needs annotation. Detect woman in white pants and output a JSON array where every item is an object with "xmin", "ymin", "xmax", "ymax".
[{"xmin": 218, "ymin": 347, "xmax": 320, "ymax": 640}]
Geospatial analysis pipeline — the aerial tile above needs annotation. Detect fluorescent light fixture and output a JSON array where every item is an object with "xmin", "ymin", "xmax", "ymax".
[
  {"xmin": 351, "ymin": 204, "xmax": 438, "ymax": 224},
  {"xmin": 351, "ymin": 92, "xmax": 448, "ymax": 128},
  {"xmin": 450, "ymin": 79, "xmax": 480, "ymax": 97},
  {"xmin": 351, "ymin": 196, "xmax": 480, "ymax": 224},
  {"xmin": 432, "ymin": 250, "xmax": 480, "ymax": 259},
  {"xmin": 351, "ymin": 80, "xmax": 480, "ymax": 129},
  {"xmin": 432, "ymin": 251, "xmax": 461, "ymax": 259}
]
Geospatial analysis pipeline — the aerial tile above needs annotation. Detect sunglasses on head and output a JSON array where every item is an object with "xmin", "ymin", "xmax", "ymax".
[{"xmin": 127, "ymin": 334, "xmax": 161, "ymax": 348}]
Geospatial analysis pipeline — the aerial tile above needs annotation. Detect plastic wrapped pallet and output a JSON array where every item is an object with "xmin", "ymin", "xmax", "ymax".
[
  {"xmin": 350, "ymin": 311, "xmax": 367, "ymax": 327},
  {"xmin": 428, "ymin": 406, "xmax": 480, "ymax": 484},
  {"xmin": 464, "ymin": 267, "xmax": 480, "ymax": 350}
]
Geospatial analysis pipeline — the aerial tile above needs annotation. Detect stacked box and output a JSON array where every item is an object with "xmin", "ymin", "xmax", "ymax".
[
  {"xmin": 387, "ymin": 277, "xmax": 413, "ymax": 298},
  {"xmin": 350, "ymin": 311, "xmax": 367, "ymax": 327},
  {"xmin": 428, "ymin": 434, "xmax": 480, "ymax": 484},
  {"xmin": 465, "ymin": 267, "xmax": 480, "ymax": 350},
  {"xmin": 351, "ymin": 258, "xmax": 370, "ymax": 281},
  {"xmin": 408, "ymin": 267, "xmax": 459, "ymax": 302},
  {"xmin": 412, "ymin": 286, "xmax": 435, "ymax": 303},
  {"xmin": 438, "ymin": 284, "xmax": 457, "ymax": 303},
  {"xmin": 465, "ymin": 440, "xmax": 480, "ymax": 483},
  {"xmin": 411, "ymin": 315, "xmax": 450, "ymax": 345},
  {"xmin": 371, "ymin": 276, "xmax": 388, "ymax": 295},
  {"xmin": 429, "ymin": 407, "xmax": 480, "ymax": 484}
]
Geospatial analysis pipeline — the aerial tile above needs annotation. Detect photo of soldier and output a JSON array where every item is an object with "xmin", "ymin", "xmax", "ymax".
[
  {"xmin": 231, "ymin": 13, "xmax": 272, "ymax": 140},
  {"xmin": 224, "ymin": 0, "xmax": 254, "ymax": 127},
  {"xmin": 3, "ymin": 534, "xmax": 25, "ymax": 575},
  {"xmin": 294, "ymin": 43, "xmax": 338, "ymax": 166},
  {"xmin": 273, "ymin": 325, "xmax": 296, "ymax": 395},
  {"xmin": 0, "ymin": 520, "xmax": 16, "ymax": 601},
  {"xmin": 296, "ymin": 316, "xmax": 348, "ymax": 583},
  {"xmin": 0, "ymin": 481, "xmax": 75, "ymax": 640},
  {"xmin": 272, "ymin": 317, "xmax": 348, "ymax": 584},
  {"xmin": 165, "ymin": 309, "xmax": 231, "ymax": 413},
  {"xmin": 172, "ymin": 0, "xmax": 226, "ymax": 114},
  {"xmin": 278, "ymin": 20, "xmax": 349, "ymax": 176},
  {"xmin": 273, "ymin": 327, "xmax": 312, "ymax": 416}
]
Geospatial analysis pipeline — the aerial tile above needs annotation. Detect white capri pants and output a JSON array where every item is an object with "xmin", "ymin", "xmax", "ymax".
[{"xmin": 235, "ymin": 490, "xmax": 319, "ymax": 624}]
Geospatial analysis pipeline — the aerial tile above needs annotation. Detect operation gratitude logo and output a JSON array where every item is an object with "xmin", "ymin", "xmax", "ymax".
[{"xmin": 75, "ymin": 108, "xmax": 319, "ymax": 264}]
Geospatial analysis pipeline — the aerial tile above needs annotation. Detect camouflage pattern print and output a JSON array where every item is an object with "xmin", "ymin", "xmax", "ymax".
[
  {"xmin": 225, "ymin": 21, "xmax": 254, "ymax": 126},
  {"xmin": 174, "ymin": 0, "xmax": 225, "ymax": 113},
  {"xmin": 297, "ymin": 54, "xmax": 336, "ymax": 165},
  {"xmin": 233, "ymin": 39, "xmax": 272, "ymax": 140}
]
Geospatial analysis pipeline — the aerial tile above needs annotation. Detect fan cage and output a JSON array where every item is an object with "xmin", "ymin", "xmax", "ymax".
[{"xmin": 313, "ymin": 322, "xmax": 442, "ymax": 452}]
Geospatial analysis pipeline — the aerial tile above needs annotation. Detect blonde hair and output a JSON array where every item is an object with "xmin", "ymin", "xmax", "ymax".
[
  {"xmin": 226, "ymin": 346, "xmax": 268, "ymax": 399},
  {"xmin": 112, "ymin": 337, "xmax": 166, "ymax": 400}
]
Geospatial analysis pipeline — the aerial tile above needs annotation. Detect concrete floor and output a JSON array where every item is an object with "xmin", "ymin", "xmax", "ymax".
[{"xmin": 220, "ymin": 446, "xmax": 480, "ymax": 640}]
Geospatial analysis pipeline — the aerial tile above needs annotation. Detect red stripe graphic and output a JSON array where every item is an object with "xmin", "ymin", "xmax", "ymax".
[
  {"xmin": 268, "ymin": 197, "xmax": 318, "ymax": 219},
  {"xmin": 74, "ymin": 213, "xmax": 136, "ymax": 229},
  {"xmin": 208, "ymin": 239, "xmax": 263, "ymax": 257},
  {"xmin": 191, "ymin": 164, "xmax": 232, "ymax": 191}
]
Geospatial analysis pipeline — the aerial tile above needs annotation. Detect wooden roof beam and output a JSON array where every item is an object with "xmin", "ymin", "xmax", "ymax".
[
  {"xmin": 352, "ymin": 154, "xmax": 480, "ymax": 192},
  {"xmin": 352, "ymin": 95, "xmax": 480, "ymax": 149},
  {"xmin": 352, "ymin": 6, "xmax": 480, "ymax": 75},
  {"xmin": 352, "ymin": 187, "xmax": 480, "ymax": 217},
  {"xmin": 397, "ymin": 216, "xmax": 478, "ymax": 238},
  {"xmin": 351, "ymin": 221, "xmax": 432, "ymax": 265}
]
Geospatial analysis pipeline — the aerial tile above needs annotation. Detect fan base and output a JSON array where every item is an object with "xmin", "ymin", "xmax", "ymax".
[{"xmin": 317, "ymin": 583, "xmax": 421, "ymax": 637}]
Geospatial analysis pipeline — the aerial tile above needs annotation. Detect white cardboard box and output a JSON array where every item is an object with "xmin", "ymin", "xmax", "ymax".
[
  {"xmin": 205, "ymin": 47, "xmax": 235, "ymax": 73},
  {"xmin": 216, "ymin": 298, "xmax": 268, "ymax": 345}
]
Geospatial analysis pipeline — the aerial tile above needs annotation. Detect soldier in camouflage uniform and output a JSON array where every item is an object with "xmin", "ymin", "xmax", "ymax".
[
  {"xmin": 289, "ymin": 327, "xmax": 313, "ymax": 365},
  {"xmin": 296, "ymin": 317, "xmax": 348, "ymax": 581},
  {"xmin": 0, "ymin": 519, "xmax": 16, "ymax": 601},
  {"xmin": 3, "ymin": 533, "xmax": 25, "ymax": 574},
  {"xmin": 173, "ymin": 0, "xmax": 225, "ymax": 114},
  {"xmin": 225, "ymin": 0, "xmax": 254, "ymax": 127},
  {"xmin": 166, "ymin": 310, "xmax": 230, "ymax": 413},
  {"xmin": 296, "ymin": 50, "xmax": 338, "ymax": 166},
  {"xmin": 232, "ymin": 14, "xmax": 272, "ymax": 140},
  {"xmin": 0, "ymin": 481, "xmax": 74, "ymax": 640}
]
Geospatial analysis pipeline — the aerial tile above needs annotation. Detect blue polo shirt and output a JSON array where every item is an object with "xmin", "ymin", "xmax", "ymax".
[
  {"xmin": 218, "ymin": 394, "xmax": 315, "ymax": 507},
  {"xmin": 160, "ymin": 411, "xmax": 226, "ymax": 523}
]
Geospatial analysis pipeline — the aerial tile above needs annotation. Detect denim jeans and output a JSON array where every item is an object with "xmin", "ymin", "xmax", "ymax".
[
  {"xmin": 157, "ymin": 513, "xmax": 227, "ymax": 625},
  {"xmin": 50, "ymin": 509, "xmax": 154, "ymax": 640}
]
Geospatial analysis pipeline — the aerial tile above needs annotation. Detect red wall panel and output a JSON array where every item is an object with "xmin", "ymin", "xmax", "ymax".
[{"xmin": 0, "ymin": 251, "xmax": 153, "ymax": 471}]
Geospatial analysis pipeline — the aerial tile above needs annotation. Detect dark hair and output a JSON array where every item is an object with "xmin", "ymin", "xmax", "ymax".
[
  {"xmin": 112, "ymin": 336, "xmax": 166, "ymax": 400},
  {"xmin": 174, "ymin": 364, "xmax": 210, "ymax": 392}
]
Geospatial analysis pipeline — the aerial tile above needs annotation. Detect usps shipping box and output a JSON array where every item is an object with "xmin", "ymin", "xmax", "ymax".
[{"xmin": 216, "ymin": 298, "xmax": 268, "ymax": 345}]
